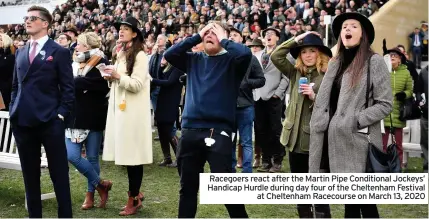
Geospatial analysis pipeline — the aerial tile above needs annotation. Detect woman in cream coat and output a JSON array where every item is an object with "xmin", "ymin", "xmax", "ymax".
[{"xmin": 102, "ymin": 17, "xmax": 152, "ymax": 216}]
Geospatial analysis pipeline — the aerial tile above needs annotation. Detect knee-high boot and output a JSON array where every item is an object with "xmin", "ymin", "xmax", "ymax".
[
  {"xmin": 297, "ymin": 204, "xmax": 313, "ymax": 218},
  {"xmin": 253, "ymin": 145, "xmax": 262, "ymax": 168},
  {"xmin": 236, "ymin": 144, "xmax": 243, "ymax": 168}
]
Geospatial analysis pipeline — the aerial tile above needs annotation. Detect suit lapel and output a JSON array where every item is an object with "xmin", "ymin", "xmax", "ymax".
[
  {"xmin": 18, "ymin": 44, "xmax": 31, "ymax": 81},
  {"xmin": 24, "ymin": 39, "xmax": 56, "ymax": 81},
  {"xmin": 24, "ymin": 43, "xmax": 30, "ymax": 64}
]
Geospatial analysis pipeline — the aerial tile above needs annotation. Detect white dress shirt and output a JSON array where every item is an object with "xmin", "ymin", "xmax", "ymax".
[
  {"xmin": 28, "ymin": 35, "xmax": 49, "ymax": 56},
  {"xmin": 414, "ymin": 34, "xmax": 421, "ymax": 47}
]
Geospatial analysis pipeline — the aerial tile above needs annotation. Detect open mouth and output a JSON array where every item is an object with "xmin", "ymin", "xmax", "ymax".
[
  {"xmin": 267, "ymin": 38, "xmax": 272, "ymax": 42},
  {"xmin": 345, "ymin": 34, "xmax": 352, "ymax": 40},
  {"xmin": 205, "ymin": 40, "xmax": 214, "ymax": 44}
]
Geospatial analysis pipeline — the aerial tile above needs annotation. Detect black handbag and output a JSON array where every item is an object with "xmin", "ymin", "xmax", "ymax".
[
  {"xmin": 399, "ymin": 97, "xmax": 422, "ymax": 121},
  {"xmin": 364, "ymin": 57, "xmax": 401, "ymax": 173}
]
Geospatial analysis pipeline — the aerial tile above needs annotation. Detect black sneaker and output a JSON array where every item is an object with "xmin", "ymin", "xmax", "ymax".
[
  {"xmin": 159, "ymin": 159, "xmax": 172, "ymax": 166},
  {"xmin": 167, "ymin": 160, "xmax": 177, "ymax": 168}
]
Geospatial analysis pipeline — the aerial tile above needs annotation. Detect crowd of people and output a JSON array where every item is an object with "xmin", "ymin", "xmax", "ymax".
[
  {"xmin": 2, "ymin": 0, "xmax": 392, "ymax": 60},
  {"xmin": 0, "ymin": 0, "xmax": 428, "ymax": 219}
]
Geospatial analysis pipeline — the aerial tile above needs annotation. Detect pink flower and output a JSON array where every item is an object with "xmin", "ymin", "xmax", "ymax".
[{"xmin": 46, "ymin": 56, "xmax": 53, "ymax": 61}]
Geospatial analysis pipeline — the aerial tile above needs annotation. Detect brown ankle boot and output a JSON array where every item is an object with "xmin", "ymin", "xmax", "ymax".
[
  {"xmin": 119, "ymin": 194, "xmax": 142, "ymax": 216},
  {"xmin": 121, "ymin": 192, "xmax": 144, "ymax": 210},
  {"xmin": 253, "ymin": 146, "xmax": 262, "ymax": 168},
  {"xmin": 236, "ymin": 144, "xmax": 243, "ymax": 168},
  {"xmin": 96, "ymin": 180, "xmax": 113, "ymax": 208},
  {"xmin": 81, "ymin": 192, "xmax": 95, "ymax": 210}
]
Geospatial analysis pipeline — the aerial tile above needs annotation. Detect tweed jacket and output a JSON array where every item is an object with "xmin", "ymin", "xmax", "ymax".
[
  {"xmin": 309, "ymin": 54, "xmax": 393, "ymax": 173},
  {"xmin": 253, "ymin": 49, "xmax": 289, "ymax": 101}
]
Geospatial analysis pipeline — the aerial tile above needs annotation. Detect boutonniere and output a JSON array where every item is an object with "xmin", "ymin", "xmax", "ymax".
[
  {"xmin": 46, "ymin": 56, "xmax": 54, "ymax": 62},
  {"xmin": 40, "ymin": 50, "xmax": 46, "ymax": 60}
]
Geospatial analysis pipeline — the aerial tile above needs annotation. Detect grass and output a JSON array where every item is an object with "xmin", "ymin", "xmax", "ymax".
[{"xmin": 0, "ymin": 137, "xmax": 428, "ymax": 218}]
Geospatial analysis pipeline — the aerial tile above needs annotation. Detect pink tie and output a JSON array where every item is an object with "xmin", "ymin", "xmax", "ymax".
[{"xmin": 29, "ymin": 42, "xmax": 38, "ymax": 64}]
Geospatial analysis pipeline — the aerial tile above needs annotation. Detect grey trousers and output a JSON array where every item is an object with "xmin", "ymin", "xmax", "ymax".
[{"xmin": 420, "ymin": 117, "xmax": 428, "ymax": 173}]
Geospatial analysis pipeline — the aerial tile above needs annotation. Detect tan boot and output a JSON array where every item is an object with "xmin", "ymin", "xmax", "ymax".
[
  {"xmin": 253, "ymin": 146, "xmax": 262, "ymax": 168},
  {"xmin": 119, "ymin": 194, "xmax": 142, "ymax": 216},
  {"xmin": 81, "ymin": 192, "xmax": 94, "ymax": 210},
  {"xmin": 121, "ymin": 192, "xmax": 144, "ymax": 210},
  {"xmin": 95, "ymin": 180, "xmax": 113, "ymax": 208},
  {"xmin": 236, "ymin": 144, "xmax": 243, "ymax": 168}
]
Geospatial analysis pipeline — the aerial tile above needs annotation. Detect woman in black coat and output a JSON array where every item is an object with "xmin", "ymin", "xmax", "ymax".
[
  {"xmin": 0, "ymin": 34, "xmax": 15, "ymax": 111},
  {"xmin": 65, "ymin": 32, "xmax": 112, "ymax": 210},
  {"xmin": 151, "ymin": 56, "xmax": 184, "ymax": 167}
]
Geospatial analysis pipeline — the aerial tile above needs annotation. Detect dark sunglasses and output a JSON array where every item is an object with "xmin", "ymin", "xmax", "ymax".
[
  {"xmin": 389, "ymin": 53, "xmax": 400, "ymax": 58},
  {"xmin": 23, "ymin": 16, "xmax": 47, "ymax": 22}
]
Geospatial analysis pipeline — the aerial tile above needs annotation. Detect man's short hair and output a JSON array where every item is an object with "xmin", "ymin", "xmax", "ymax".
[
  {"xmin": 208, "ymin": 20, "xmax": 230, "ymax": 33},
  {"xmin": 28, "ymin": 5, "xmax": 53, "ymax": 28}
]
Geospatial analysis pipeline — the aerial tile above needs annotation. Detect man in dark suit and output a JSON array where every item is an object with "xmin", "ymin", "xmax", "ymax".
[
  {"xmin": 149, "ymin": 34, "xmax": 167, "ymax": 140},
  {"xmin": 10, "ymin": 6, "xmax": 74, "ymax": 218}
]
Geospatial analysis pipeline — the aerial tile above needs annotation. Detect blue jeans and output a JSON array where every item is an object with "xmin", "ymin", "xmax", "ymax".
[
  {"xmin": 65, "ymin": 131, "xmax": 103, "ymax": 192},
  {"xmin": 151, "ymin": 87, "xmax": 160, "ymax": 112},
  {"xmin": 172, "ymin": 121, "xmax": 177, "ymax": 137},
  {"xmin": 232, "ymin": 106, "xmax": 255, "ymax": 173}
]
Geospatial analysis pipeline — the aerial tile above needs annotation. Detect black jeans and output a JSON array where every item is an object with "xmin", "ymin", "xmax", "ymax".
[
  {"xmin": 158, "ymin": 122, "xmax": 177, "ymax": 160},
  {"xmin": 289, "ymin": 152, "xmax": 331, "ymax": 218},
  {"xmin": 127, "ymin": 165, "xmax": 143, "ymax": 197},
  {"xmin": 254, "ymin": 98, "xmax": 285, "ymax": 164},
  {"xmin": 177, "ymin": 128, "xmax": 248, "ymax": 218},
  {"xmin": 344, "ymin": 204, "xmax": 379, "ymax": 218}
]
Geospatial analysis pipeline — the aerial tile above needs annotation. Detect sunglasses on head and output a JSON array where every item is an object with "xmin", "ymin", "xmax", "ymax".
[{"xmin": 23, "ymin": 16, "xmax": 47, "ymax": 22}]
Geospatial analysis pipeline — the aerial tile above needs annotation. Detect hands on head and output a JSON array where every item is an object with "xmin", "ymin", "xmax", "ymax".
[{"xmin": 198, "ymin": 23, "xmax": 227, "ymax": 42}]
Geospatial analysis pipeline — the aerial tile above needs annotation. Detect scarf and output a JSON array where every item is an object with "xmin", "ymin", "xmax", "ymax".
[{"xmin": 72, "ymin": 48, "xmax": 104, "ymax": 78}]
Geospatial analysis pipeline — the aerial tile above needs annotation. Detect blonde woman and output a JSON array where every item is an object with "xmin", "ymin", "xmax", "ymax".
[
  {"xmin": 66, "ymin": 32, "xmax": 112, "ymax": 210},
  {"xmin": 0, "ymin": 33, "xmax": 14, "ymax": 110},
  {"xmin": 102, "ymin": 17, "xmax": 152, "ymax": 216},
  {"xmin": 271, "ymin": 32, "xmax": 332, "ymax": 218}
]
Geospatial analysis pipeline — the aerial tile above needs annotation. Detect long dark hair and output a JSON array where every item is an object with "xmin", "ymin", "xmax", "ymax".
[
  {"xmin": 334, "ymin": 26, "xmax": 374, "ymax": 88},
  {"xmin": 124, "ymin": 34, "xmax": 143, "ymax": 76}
]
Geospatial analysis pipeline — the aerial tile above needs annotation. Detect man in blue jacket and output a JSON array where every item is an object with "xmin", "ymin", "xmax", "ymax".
[
  {"xmin": 10, "ymin": 6, "xmax": 74, "ymax": 218},
  {"xmin": 164, "ymin": 21, "xmax": 252, "ymax": 218}
]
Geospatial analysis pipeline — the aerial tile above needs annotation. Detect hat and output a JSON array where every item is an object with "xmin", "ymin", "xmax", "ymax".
[
  {"xmin": 386, "ymin": 47, "xmax": 406, "ymax": 64},
  {"xmin": 248, "ymin": 38, "xmax": 264, "ymax": 48},
  {"xmin": 262, "ymin": 27, "xmax": 281, "ymax": 38},
  {"xmin": 64, "ymin": 27, "xmax": 79, "ymax": 36},
  {"xmin": 114, "ymin": 17, "xmax": 144, "ymax": 42},
  {"xmin": 290, "ymin": 33, "xmax": 332, "ymax": 59},
  {"xmin": 332, "ymin": 12, "xmax": 375, "ymax": 44}
]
